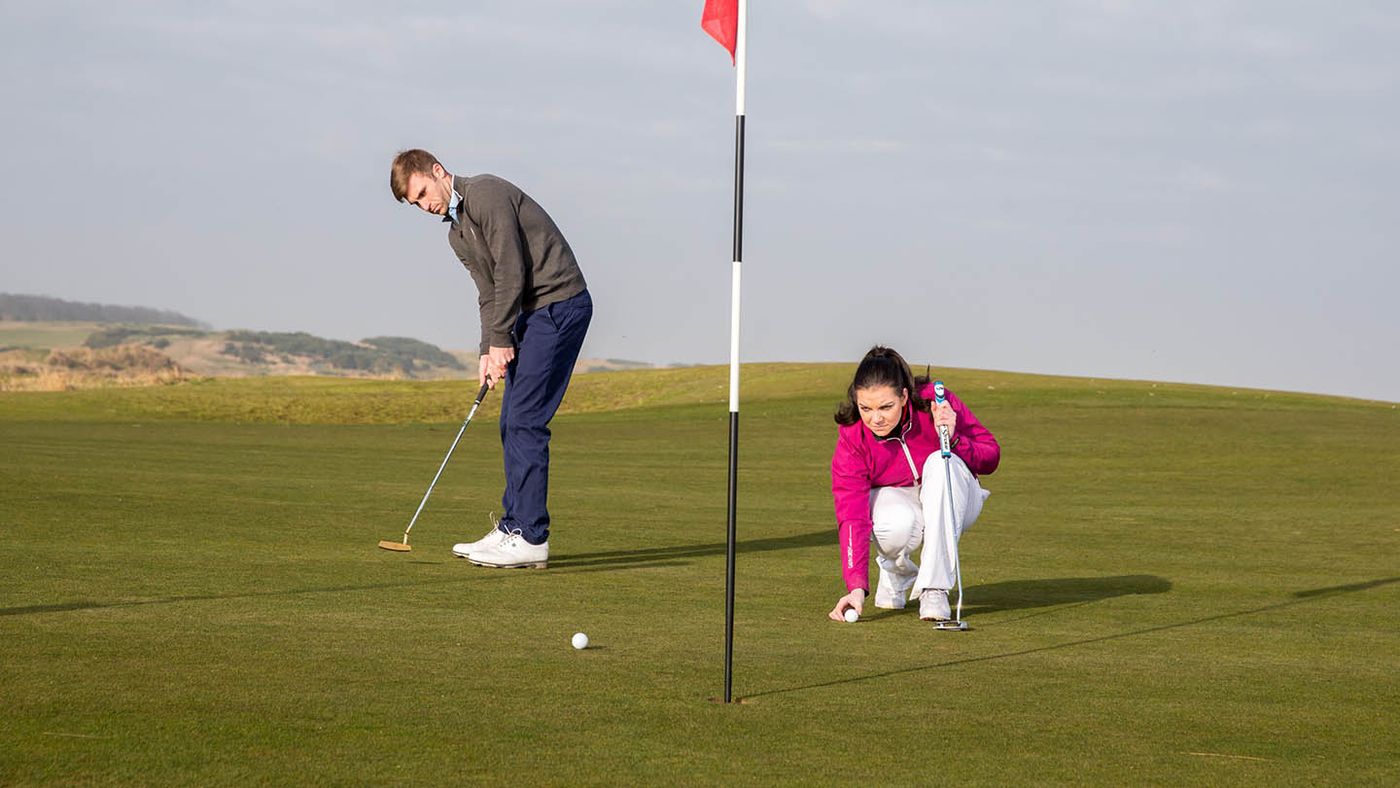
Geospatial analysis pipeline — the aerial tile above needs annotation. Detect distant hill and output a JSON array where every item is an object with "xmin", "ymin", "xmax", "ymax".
[
  {"xmin": 0, "ymin": 293, "xmax": 207, "ymax": 328},
  {"xmin": 0, "ymin": 319, "xmax": 654, "ymax": 390},
  {"xmin": 0, "ymin": 294, "xmax": 653, "ymax": 389},
  {"xmin": 219, "ymin": 331, "xmax": 465, "ymax": 376}
]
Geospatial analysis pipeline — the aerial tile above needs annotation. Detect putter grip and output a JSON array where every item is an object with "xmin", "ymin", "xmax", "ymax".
[
  {"xmin": 933, "ymin": 379, "xmax": 951, "ymax": 458},
  {"xmin": 474, "ymin": 380, "xmax": 491, "ymax": 406}
]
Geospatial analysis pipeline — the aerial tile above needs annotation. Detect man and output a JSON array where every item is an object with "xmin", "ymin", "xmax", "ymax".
[{"xmin": 390, "ymin": 148, "xmax": 592, "ymax": 569}]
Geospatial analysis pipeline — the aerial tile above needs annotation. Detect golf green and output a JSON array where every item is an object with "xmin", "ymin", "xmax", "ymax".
[{"xmin": 2, "ymin": 366, "xmax": 1396, "ymax": 784}]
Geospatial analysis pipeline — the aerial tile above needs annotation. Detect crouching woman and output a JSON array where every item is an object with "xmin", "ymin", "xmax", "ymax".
[{"xmin": 828, "ymin": 346, "xmax": 1000, "ymax": 624}]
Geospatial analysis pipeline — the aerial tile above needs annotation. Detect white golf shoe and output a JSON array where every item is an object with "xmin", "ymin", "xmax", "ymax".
[
  {"xmin": 451, "ymin": 525, "xmax": 508, "ymax": 558},
  {"xmin": 874, "ymin": 554, "xmax": 919, "ymax": 609},
  {"xmin": 919, "ymin": 589, "xmax": 951, "ymax": 621},
  {"xmin": 467, "ymin": 530, "xmax": 549, "ymax": 569},
  {"xmin": 874, "ymin": 580, "xmax": 908, "ymax": 609}
]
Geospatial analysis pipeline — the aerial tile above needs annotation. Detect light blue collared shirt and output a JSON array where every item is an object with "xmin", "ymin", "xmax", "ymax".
[{"xmin": 446, "ymin": 182, "xmax": 462, "ymax": 222}]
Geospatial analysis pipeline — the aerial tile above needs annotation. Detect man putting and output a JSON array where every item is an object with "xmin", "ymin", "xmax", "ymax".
[{"xmin": 390, "ymin": 149, "xmax": 592, "ymax": 569}]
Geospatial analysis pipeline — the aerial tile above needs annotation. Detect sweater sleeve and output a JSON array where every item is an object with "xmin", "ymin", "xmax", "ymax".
[
  {"xmin": 831, "ymin": 430, "xmax": 874, "ymax": 593},
  {"xmin": 947, "ymin": 389, "xmax": 1000, "ymax": 476},
  {"xmin": 472, "ymin": 183, "xmax": 528, "ymax": 350}
]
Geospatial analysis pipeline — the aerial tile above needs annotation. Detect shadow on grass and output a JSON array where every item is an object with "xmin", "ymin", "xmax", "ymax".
[
  {"xmin": 744, "ymin": 575, "xmax": 1400, "ymax": 701},
  {"xmin": 0, "ymin": 579, "xmax": 474, "ymax": 617},
  {"xmin": 0, "ymin": 531, "xmax": 833, "ymax": 616},
  {"xmin": 858, "ymin": 575, "xmax": 1173, "ymax": 624},
  {"xmin": 549, "ymin": 530, "xmax": 830, "ymax": 570},
  {"xmin": 966, "ymin": 574, "xmax": 1173, "ymax": 615},
  {"xmin": 1292, "ymin": 576, "xmax": 1398, "ymax": 598}
]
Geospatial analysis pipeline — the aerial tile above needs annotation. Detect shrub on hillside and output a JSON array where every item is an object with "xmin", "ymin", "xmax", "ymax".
[
  {"xmin": 2, "ymin": 344, "xmax": 188, "ymax": 391},
  {"xmin": 221, "ymin": 331, "xmax": 461, "ymax": 376},
  {"xmin": 362, "ymin": 336, "xmax": 464, "ymax": 369},
  {"xmin": 47, "ymin": 345, "xmax": 182, "ymax": 372},
  {"xmin": 86, "ymin": 325, "xmax": 208, "ymax": 349},
  {"xmin": 222, "ymin": 342, "xmax": 268, "ymax": 364}
]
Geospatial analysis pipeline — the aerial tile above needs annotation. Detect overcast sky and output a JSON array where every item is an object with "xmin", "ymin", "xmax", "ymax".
[{"xmin": 2, "ymin": 1, "xmax": 1396, "ymax": 401}]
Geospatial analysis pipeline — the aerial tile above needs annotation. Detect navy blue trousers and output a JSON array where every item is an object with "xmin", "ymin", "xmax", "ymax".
[{"xmin": 497, "ymin": 289, "xmax": 592, "ymax": 544}]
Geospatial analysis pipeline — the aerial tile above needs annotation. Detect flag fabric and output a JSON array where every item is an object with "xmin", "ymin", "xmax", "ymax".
[{"xmin": 701, "ymin": 0, "xmax": 738, "ymax": 63}]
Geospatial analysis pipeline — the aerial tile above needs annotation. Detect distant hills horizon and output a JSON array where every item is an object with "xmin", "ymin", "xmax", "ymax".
[{"xmin": 0, "ymin": 293, "xmax": 653, "ymax": 390}]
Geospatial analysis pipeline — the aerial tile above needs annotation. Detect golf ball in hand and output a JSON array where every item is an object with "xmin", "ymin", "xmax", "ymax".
[
  {"xmin": 571, "ymin": 632, "xmax": 589, "ymax": 650},
  {"xmin": 843, "ymin": 608, "xmax": 859, "ymax": 623}
]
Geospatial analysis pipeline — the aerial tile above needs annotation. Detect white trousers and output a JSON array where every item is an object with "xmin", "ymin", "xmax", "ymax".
[{"xmin": 870, "ymin": 453, "xmax": 990, "ymax": 607}]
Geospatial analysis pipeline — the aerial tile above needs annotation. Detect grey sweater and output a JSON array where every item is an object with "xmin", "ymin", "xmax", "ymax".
[{"xmin": 446, "ymin": 174, "xmax": 587, "ymax": 354}]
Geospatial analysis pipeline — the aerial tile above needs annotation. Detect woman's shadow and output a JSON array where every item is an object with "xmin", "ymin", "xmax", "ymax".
[
  {"xmin": 861, "ymin": 574, "xmax": 1172, "ymax": 623},
  {"xmin": 966, "ymin": 574, "xmax": 1173, "ymax": 615}
]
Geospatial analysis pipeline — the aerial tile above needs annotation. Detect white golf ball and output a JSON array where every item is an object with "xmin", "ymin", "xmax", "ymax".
[
  {"xmin": 843, "ymin": 608, "xmax": 859, "ymax": 623},
  {"xmin": 571, "ymin": 632, "xmax": 589, "ymax": 650}
]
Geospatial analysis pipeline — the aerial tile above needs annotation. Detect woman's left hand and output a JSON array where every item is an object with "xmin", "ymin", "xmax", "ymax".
[
  {"xmin": 933, "ymin": 401, "xmax": 957, "ymax": 435},
  {"xmin": 828, "ymin": 588, "xmax": 865, "ymax": 622}
]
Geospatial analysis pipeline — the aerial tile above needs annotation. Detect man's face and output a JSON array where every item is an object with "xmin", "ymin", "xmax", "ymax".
[{"xmin": 404, "ymin": 163, "xmax": 453, "ymax": 216}]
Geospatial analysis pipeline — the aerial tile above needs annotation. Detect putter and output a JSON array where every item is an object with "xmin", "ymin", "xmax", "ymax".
[
  {"xmin": 378, "ymin": 380, "xmax": 492, "ymax": 553},
  {"xmin": 932, "ymin": 381, "xmax": 969, "ymax": 631}
]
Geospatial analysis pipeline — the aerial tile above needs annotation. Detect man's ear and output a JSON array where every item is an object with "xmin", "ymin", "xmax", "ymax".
[{"xmin": 432, "ymin": 162, "xmax": 446, "ymax": 179}]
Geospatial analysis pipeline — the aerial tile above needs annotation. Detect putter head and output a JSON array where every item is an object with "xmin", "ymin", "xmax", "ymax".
[
  {"xmin": 932, "ymin": 619, "xmax": 969, "ymax": 631},
  {"xmin": 377, "ymin": 540, "xmax": 412, "ymax": 552}
]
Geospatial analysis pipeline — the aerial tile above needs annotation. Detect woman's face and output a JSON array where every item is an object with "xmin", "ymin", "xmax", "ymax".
[{"xmin": 856, "ymin": 384, "xmax": 907, "ymax": 438}]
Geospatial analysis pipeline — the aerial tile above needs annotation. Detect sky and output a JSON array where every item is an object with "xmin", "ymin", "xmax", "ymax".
[{"xmin": 1, "ymin": 1, "xmax": 1396, "ymax": 402}]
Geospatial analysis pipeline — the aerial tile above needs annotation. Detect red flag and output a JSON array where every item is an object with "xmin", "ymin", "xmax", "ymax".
[{"xmin": 701, "ymin": 0, "xmax": 738, "ymax": 63}]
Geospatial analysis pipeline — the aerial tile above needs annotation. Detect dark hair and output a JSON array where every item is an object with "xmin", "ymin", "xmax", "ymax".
[
  {"xmin": 390, "ymin": 148, "xmax": 443, "ymax": 202},
  {"xmin": 834, "ymin": 346, "xmax": 930, "ymax": 426}
]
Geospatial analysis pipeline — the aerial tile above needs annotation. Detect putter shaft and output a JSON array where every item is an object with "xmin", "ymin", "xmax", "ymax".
[{"xmin": 384, "ymin": 382, "xmax": 491, "ymax": 551}]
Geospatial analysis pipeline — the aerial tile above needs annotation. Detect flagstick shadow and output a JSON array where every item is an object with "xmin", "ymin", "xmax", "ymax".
[{"xmin": 742, "ymin": 576, "xmax": 1398, "ymax": 701}]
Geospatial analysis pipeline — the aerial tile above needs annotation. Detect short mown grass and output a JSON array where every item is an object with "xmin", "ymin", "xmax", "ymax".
[{"xmin": 1, "ymin": 366, "xmax": 1396, "ymax": 784}]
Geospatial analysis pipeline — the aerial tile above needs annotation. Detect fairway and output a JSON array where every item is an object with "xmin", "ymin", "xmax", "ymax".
[{"xmin": 2, "ymin": 366, "xmax": 1397, "ymax": 784}]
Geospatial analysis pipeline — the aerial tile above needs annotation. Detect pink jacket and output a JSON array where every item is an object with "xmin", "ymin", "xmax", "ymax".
[{"xmin": 830, "ymin": 382, "xmax": 1000, "ymax": 592}]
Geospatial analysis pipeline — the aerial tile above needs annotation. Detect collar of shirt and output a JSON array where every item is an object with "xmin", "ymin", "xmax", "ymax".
[{"xmin": 442, "ymin": 183, "xmax": 462, "ymax": 224}]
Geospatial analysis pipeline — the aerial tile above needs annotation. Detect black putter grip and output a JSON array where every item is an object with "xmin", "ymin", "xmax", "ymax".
[{"xmin": 473, "ymin": 381, "xmax": 490, "ymax": 406}]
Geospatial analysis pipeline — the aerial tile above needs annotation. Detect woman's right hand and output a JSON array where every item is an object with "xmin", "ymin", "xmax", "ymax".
[{"xmin": 828, "ymin": 588, "xmax": 866, "ymax": 621}]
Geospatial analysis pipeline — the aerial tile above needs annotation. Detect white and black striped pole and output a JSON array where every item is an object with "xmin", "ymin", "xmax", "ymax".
[
  {"xmin": 723, "ymin": 0, "xmax": 747, "ymax": 706},
  {"xmin": 702, "ymin": 0, "xmax": 746, "ymax": 705}
]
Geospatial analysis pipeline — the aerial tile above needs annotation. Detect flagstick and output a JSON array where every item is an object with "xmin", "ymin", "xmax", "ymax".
[{"xmin": 723, "ymin": 0, "xmax": 747, "ymax": 706}]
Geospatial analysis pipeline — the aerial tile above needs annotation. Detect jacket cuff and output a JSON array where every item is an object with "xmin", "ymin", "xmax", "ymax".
[
  {"xmin": 952, "ymin": 439, "xmax": 974, "ymax": 469},
  {"xmin": 484, "ymin": 330, "xmax": 514, "ymax": 351}
]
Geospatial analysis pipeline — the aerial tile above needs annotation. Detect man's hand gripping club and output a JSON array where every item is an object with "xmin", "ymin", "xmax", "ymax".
[{"xmin": 479, "ymin": 345, "xmax": 515, "ymax": 390}]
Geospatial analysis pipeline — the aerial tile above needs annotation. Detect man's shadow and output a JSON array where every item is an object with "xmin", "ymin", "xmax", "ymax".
[
  {"xmin": 549, "ymin": 530, "xmax": 830, "ymax": 571},
  {"xmin": 2, "ymin": 531, "xmax": 836, "ymax": 616}
]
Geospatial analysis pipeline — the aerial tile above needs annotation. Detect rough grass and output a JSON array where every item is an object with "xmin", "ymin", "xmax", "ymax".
[
  {"xmin": 1, "ymin": 366, "xmax": 1396, "ymax": 785},
  {"xmin": 0, "ymin": 320, "xmax": 102, "ymax": 350},
  {"xmin": 0, "ymin": 362, "xmax": 1387, "ymax": 422},
  {"xmin": 0, "ymin": 344, "xmax": 191, "ymax": 392}
]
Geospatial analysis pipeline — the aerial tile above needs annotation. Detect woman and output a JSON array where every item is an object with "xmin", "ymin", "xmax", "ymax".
[{"xmin": 828, "ymin": 346, "xmax": 1000, "ymax": 623}]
